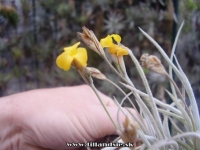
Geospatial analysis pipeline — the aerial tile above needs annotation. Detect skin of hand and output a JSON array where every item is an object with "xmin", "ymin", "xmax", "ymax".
[{"xmin": 0, "ymin": 85, "xmax": 135, "ymax": 150}]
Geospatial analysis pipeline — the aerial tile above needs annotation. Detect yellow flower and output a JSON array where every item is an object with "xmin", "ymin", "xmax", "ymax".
[
  {"xmin": 100, "ymin": 34, "xmax": 128, "ymax": 56},
  {"xmin": 56, "ymin": 42, "xmax": 88, "ymax": 71}
]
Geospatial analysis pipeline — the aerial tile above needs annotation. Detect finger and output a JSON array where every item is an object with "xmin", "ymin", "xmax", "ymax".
[
  {"xmin": 79, "ymin": 85, "xmax": 116, "ymax": 107},
  {"xmin": 85, "ymin": 106, "xmax": 137, "ymax": 141},
  {"xmin": 97, "ymin": 92, "xmax": 116, "ymax": 107},
  {"xmin": 64, "ymin": 85, "xmax": 116, "ymax": 107}
]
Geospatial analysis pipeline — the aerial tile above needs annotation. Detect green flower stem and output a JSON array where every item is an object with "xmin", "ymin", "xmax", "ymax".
[
  {"xmin": 166, "ymin": 90, "xmax": 193, "ymax": 132},
  {"xmin": 157, "ymin": 108, "xmax": 184, "ymax": 122},
  {"xmin": 117, "ymin": 56, "xmax": 133, "ymax": 86},
  {"xmin": 171, "ymin": 132, "xmax": 200, "ymax": 150},
  {"xmin": 166, "ymin": 73, "xmax": 196, "ymax": 133},
  {"xmin": 114, "ymin": 93, "xmax": 148, "ymax": 134},
  {"xmin": 139, "ymin": 27, "xmax": 200, "ymax": 131},
  {"xmin": 125, "ymin": 107, "xmax": 147, "ymax": 134},
  {"xmin": 106, "ymin": 79, "xmax": 141, "ymax": 119},
  {"xmin": 113, "ymin": 97, "xmax": 127, "ymax": 127},
  {"xmin": 127, "ymin": 49, "xmax": 164, "ymax": 138},
  {"xmin": 131, "ymin": 87, "xmax": 182, "ymax": 116},
  {"xmin": 90, "ymin": 84, "xmax": 119, "ymax": 130},
  {"xmin": 149, "ymin": 140, "xmax": 179, "ymax": 150},
  {"xmin": 182, "ymin": 86, "xmax": 186, "ymax": 100},
  {"xmin": 120, "ymin": 82, "xmax": 163, "ymax": 139},
  {"xmin": 160, "ymin": 132, "xmax": 200, "ymax": 150},
  {"xmin": 104, "ymin": 57, "xmax": 130, "ymax": 85},
  {"xmin": 165, "ymin": 73, "xmax": 191, "ymax": 114},
  {"xmin": 163, "ymin": 115, "xmax": 171, "ymax": 138},
  {"xmin": 137, "ymin": 130, "xmax": 151, "ymax": 147},
  {"xmin": 176, "ymin": 140, "xmax": 193, "ymax": 150},
  {"xmin": 144, "ymin": 135, "xmax": 158, "ymax": 143},
  {"xmin": 104, "ymin": 57, "xmax": 156, "ymax": 136},
  {"xmin": 168, "ymin": 117, "xmax": 193, "ymax": 148},
  {"xmin": 169, "ymin": 22, "xmax": 185, "ymax": 100},
  {"xmin": 104, "ymin": 56, "xmax": 157, "ymax": 138},
  {"xmin": 163, "ymin": 101, "xmax": 182, "ymax": 138}
]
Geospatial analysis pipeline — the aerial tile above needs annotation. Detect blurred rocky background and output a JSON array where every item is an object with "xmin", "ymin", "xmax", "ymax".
[{"xmin": 0, "ymin": 0, "xmax": 199, "ymax": 107}]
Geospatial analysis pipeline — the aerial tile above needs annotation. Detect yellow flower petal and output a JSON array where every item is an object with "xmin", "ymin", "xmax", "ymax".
[
  {"xmin": 111, "ymin": 34, "xmax": 121, "ymax": 43},
  {"xmin": 56, "ymin": 52, "xmax": 74, "ymax": 71},
  {"xmin": 108, "ymin": 44, "xmax": 118, "ymax": 54},
  {"xmin": 100, "ymin": 35, "xmax": 113, "ymax": 48},
  {"xmin": 116, "ymin": 47, "xmax": 128, "ymax": 56},
  {"xmin": 108, "ymin": 44, "xmax": 128, "ymax": 56},
  {"xmin": 74, "ymin": 47, "xmax": 88, "ymax": 67},
  {"xmin": 64, "ymin": 42, "xmax": 81, "ymax": 53}
]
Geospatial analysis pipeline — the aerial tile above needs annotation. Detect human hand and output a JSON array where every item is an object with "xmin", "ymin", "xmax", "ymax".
[{"xmin": 0, "ymin": 85, "xmax": 134, "ymax": 150}]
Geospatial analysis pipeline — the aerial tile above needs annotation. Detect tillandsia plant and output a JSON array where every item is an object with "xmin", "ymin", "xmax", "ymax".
[{"xmin": 56, "ymin": 22, "xmax": 200, "ymax": 150}]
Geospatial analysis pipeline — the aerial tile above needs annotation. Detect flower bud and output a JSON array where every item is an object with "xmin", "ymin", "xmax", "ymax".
[
  {"xmin": 77, "ymin": 32, "xmax": 98, "ymax": 55},
  {"xmin": 78, "ymin": 27, "xmax": 105, "ymax": 57},
  {"xmin": 140, "ymin": 53, "xmax": 167, "ymax": 75},
  {"xmin": 87, "ymin": 67, "xmax": 107, "ymax": 80},
  {"xmin": 118, "ymin": 116, "xmax": 139, "ymax": 145}
]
